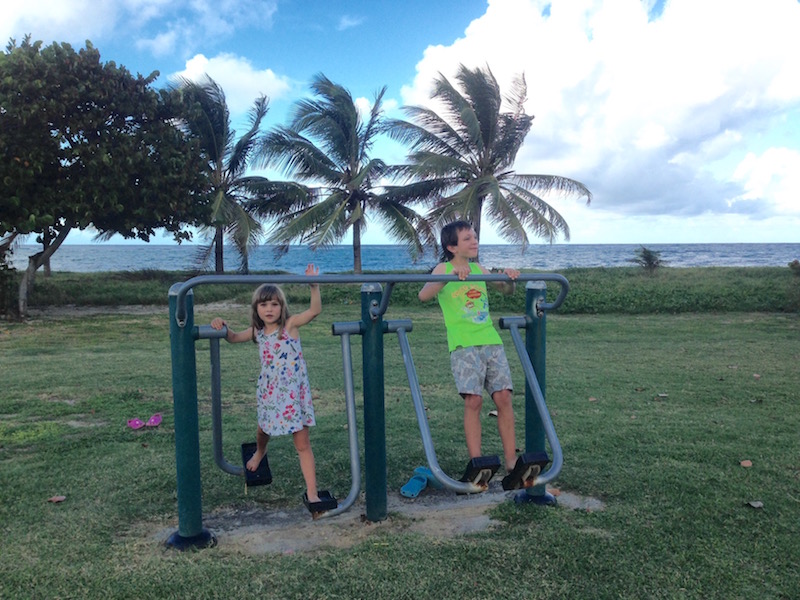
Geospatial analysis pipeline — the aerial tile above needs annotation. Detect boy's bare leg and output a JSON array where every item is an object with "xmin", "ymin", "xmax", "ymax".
[
  {"xmin": 492, "ymin": 389, "xmax": 518, "ymax": 471},
  {"xmin": 293, "ymin": 427, "xmax": 319, "ymax": 502},
  {"xmin": 463, "ymin": 393, "xmax": 483, "ymax": 458},
  {"xmin": 246, "ymin": 427, "xmax": 269, "ymax": 471}
]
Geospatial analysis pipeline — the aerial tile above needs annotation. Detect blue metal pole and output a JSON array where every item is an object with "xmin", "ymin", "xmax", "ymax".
[
  {"xmin": 165, "ymin": 284, "xmax": 216, "ymax": 549},
  {"xmin": 361, "ymin": 283, "xmax": 387, "ymax": 521}
]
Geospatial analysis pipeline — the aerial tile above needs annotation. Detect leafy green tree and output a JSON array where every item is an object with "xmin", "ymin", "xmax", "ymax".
[
  {"xmin": 0, "ymin": 36, "xmax": 211, "ymax": 316},
  {"xmin": 172, "ymin": 75, "xmax": 305, "ymax": 273},
  {"xmin": 386, "ymin": 64, "xmax": 591, "ymax": 256},
  {"xmin": 256, "ymin": 74, "xmax": 434, "ymax": 273}
]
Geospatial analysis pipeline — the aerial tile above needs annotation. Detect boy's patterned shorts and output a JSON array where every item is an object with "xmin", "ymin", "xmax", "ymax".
[{"xmin": 450, "ymin": 344, "xmax": 513, "ymax": 397}]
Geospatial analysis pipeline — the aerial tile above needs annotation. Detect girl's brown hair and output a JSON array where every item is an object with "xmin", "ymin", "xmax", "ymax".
[{"xmin": 250, "ymin": 284, "xmax": 290, "ymax": 342}]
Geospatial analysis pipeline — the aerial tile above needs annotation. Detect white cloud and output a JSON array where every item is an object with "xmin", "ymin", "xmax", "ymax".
[
  {"xmin": 337, "ymin": 15, "xmax": 365, "ymax": 31},
  {"xmin": 731, "ymin": 148, "xmax": 800, "ymax": 216},
  {"xmin": 135, "ymin": 28, "xmax": 179, "ymax": 57},
  {"xmin": 2, "ymin": 1, "xmax": 119, "ymax": 45},
  {"xmin": 354, "ymin": 96, "xmax": 372, "ymax": 117},
  {"xmin": 400, "ymin": 0, "xmax": 800, "ymax": 242},
  {"xmin": 133, "ymin": 1, "xmax": 278, "ymax": 61},
  {"xmin": 172, "ymin": 53, "xmax": 293, "ymax": 115},
  {"xmin": 2, "ymin": 1, "xmax": 278, "ymax": 63}
]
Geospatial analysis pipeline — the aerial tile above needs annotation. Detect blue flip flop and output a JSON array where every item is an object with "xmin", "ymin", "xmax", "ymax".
[
  {"xmin": 414, "ymin": 466, "xmax": 444, "ymax": 489},
  {"xmin": 400, "ymin": 474, "xmax": 428, "ymax": 498}
]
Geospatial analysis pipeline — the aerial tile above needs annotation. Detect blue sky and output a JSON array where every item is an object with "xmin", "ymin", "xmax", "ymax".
[{"xmin": 4, "ymin": 0, "xmax": 800, "ymax": 245}]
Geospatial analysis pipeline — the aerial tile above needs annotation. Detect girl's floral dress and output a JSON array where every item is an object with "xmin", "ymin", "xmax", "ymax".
[{"xmin": 256, "ymin": 328, "xmax": 315, "ymax": 436}]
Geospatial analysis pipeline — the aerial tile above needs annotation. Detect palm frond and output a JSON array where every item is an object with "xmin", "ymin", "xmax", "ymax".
[
  {"xmin": 290, "ymin": 74, "xmax": 359, "ymax": 168},
  {"xmin": 173, "ymin": 75, "xmax": 231, "ymax": 167},
  {"xmin": 191, "ymin": 237, "xmax": 216, "ymax": 272},
  {"xmin": 267, "ymin": 192, "xmax": 348, "ymax": 248},
  {"xmin": 243, "ymin": 178, "xmax": 312, "ymax": 217},
  {"xmin": 303, "ymin": 193, "xmax": 352, "ymax": 249},
  {"xmin": 372, "ymin": 199, "xmax": 437, "ymax": 260},
  {"xmin": 508, "ymin": 174, "xmax": 592, "ymax": 204},
  {"xmin": 490, "ymin": 112, "xmax": 533, "ymax": 171},
  {"xmin": 349, "ymin": 158, "xmax": 387, "ymax": 190},
  {"xmin": 228, "ymin": 95, "xmax": 269, "ymax": 179},
  {"xmin": 259, "ymin": 127, "xmax": 341, "ymax": 184},
  {"xmin": 483, "ymin": 184, "xmax": 531, "ymax": 247},
  {"xmin": 224, "ymin": 201, "xmax": 262, "ymax": 273},
  {"xmin": 429, "ymin": 71, "xmax": 476, "ymax": 139},
  {"xmin": 504, "ymin": 71, "xmax": 528, "ymax": 117},
  {"xmin": 359, "ymin": 86, "xmax": 387, "ymax": 164},
  {"xmin": 498, "ymin": 183, "xmax": 571, "ymax": 242},
  {"xmin": 454, "ymin": 64, "xmax": 503, "ymax": 157},
  {"xmin": 387, "ymin": 108, "xmax": 471, "ymax": 159},
  {"xmin": 381, "ymin": 178, "xmax": 453, "ymax": 204}
]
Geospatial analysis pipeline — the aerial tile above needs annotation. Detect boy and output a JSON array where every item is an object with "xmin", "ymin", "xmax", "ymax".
[{"xmin": 419, "ymin": 220, "xmax": 527, "ymax": 486}]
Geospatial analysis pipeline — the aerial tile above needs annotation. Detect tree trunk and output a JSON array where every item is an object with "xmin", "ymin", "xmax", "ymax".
[
  {"xmin": 18, "ymin": 224, "xmax": 72, "ymax": 318},
  {"xmin": 352, "ymin": 223, "xmax": 362, "ymax": 274},
  {"xmin": 0, "ymin": 232, "xmax": 19, "ymax": 256},
  {"xmin": 214, "ymin": 226, "xmax": 224, "ymax": 273},
  {"xmin": 43, "ymin": 228, "xmax": 52, "ymax": 277},
  {"xmin": 473, "ymin": 202, "xmax": 483, "ymax": 263}
]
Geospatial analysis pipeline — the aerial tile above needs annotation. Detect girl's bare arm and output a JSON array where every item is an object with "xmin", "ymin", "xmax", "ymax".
[
  {"xmin": 286, "ymin": 264, "xmax": 322, "ymax": 334},
  {"xmin": 210, "ymin": 318, "xmax": 253, "ymax": 343}
]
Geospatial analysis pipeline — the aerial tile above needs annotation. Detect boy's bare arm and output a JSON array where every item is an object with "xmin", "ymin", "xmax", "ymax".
[
  {"xmin": 418, "ymin": 263, "xmax": 449, "ymax": 301},
  {"xmin": 481, "ymin": 265, "xmax": 519, "ymax": 295}
]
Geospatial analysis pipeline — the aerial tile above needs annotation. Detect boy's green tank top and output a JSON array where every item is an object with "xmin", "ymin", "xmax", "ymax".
[{"xmin": 437, "ymin": 262, "xmax": 502, "ymax": 352}]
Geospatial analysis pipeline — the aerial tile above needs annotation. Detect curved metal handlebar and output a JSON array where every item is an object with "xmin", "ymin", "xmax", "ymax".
[{"xmin": 171, "ymin": 272, "xmax": 569, "ymax": 327}]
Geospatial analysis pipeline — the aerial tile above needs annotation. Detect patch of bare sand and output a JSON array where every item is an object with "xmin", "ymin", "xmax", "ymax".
[
  {"xmin": 27, "ymin": 304, "xmax": 168, "ymax": 318},
  {"xmin": 26, "ymin": 301, "xmax": 245, "ymax": 319},
  {"xmin": 179, "ymin": 483, "xmax": 604, "ymax": 555}
]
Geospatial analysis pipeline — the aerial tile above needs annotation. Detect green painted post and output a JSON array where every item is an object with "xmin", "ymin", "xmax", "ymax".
[
  {"xmin": 361, "ymin": 283, "xmax": 387, "ymax": 522},
  {"xmin": 523, "ymin": 280, "xmax": 552, "ymax": 501},
  {"xmin": 166, "ymin": 284, "xmax": 215, "ymax": 549}
]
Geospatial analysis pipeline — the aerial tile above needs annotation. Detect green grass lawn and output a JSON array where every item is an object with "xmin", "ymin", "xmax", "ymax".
[{"xmin": 1, "ymin": 275, "xmax": 799, "ymax": 599}]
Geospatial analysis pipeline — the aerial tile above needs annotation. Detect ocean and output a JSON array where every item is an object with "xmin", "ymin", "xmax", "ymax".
[{"xmin": 9, "ymin": 243, "xmax": 800, "ymax": 273}]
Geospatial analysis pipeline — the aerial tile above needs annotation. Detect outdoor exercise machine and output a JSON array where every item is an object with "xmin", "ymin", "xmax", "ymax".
[{"xmin": 165, "ymin": 272, "xmax": 568, "ymax": 550}]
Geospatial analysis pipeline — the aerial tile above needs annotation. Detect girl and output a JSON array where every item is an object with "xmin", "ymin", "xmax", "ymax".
[{"xmin": 211, "ymin": 264, "xmax": 322, "ymax": 503}]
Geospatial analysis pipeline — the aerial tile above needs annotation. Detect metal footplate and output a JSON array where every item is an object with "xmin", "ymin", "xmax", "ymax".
[
  {"xmin": 303, "ymin": 491, "xmax": 338, "ymax": 519},
  {"xmin": 241, "ymin": 442, "xmax": 272, "ymax": 487},
  {"xmin": 502, "ymin": 451, "xmax": 550, "ymax": 490},
  {"xmin": 459, "ymin": 455, "xmax": 502, "ymax": 489}
]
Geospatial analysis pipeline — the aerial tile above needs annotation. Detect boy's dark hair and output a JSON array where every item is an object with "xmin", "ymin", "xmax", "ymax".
[{"xmin": 440, "ymin": 220, "xmax": 473, "ymax": 261}]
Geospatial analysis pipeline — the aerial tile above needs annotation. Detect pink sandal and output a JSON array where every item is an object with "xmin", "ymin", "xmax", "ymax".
[
  {"xmin": 145, "ymin": 413, "xmax": 162, "ymax": 427},
  {"xmin": 127, "ymin": 418, "xmax": 145, "ymax": 430}
]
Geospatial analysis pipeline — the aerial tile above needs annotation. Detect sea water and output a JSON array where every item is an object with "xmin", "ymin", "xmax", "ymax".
[{"xmin": 9, "ymin": 243, "xmax": 800, "ymax": 273}]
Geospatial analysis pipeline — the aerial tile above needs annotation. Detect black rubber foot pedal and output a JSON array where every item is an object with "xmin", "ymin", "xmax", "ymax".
[
  {"xmin": 303, "ymin": 490, "xmax": 338, "ymax": 517},
  {"xmin": 459, "ymin": 455, "xmax": 501, "ymax": 486},
  {"xmin": 502, "ymin": 451, "xmax": 550, "ymax": 490},
  {"xmin": 241, "ymin": 442, "xmax": 272, "ymax": 487}
]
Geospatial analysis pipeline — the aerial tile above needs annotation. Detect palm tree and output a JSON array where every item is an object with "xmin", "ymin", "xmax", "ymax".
[
  {"xmin": 386, "ymin": 64, "xmax": 591, "ymax": 256},
  {"xmin": 174, "ymin": 75, "xmax": 305, "ymax": 273},
  {"xmin": 255, "ymin": 73, "xmax": 435, "ymax": 273}
]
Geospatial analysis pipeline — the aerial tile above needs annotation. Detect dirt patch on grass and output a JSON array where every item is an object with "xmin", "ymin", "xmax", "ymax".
[{"xmin": 167, "ymin": 483, "xmax": 604, "ymax": 555}]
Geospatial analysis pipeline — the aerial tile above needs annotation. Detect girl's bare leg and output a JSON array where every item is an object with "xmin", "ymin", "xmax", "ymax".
[
  {"xmin": 246, "ymin": 427, "xmax": 269, "ymax": 471},
  {"xmin": 293, "ymin": 427, "xmax": 318, "ymax": 502},
  {"xmin": 463, "ymin": 393, "xmax": 483, "ymax": 459}
]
